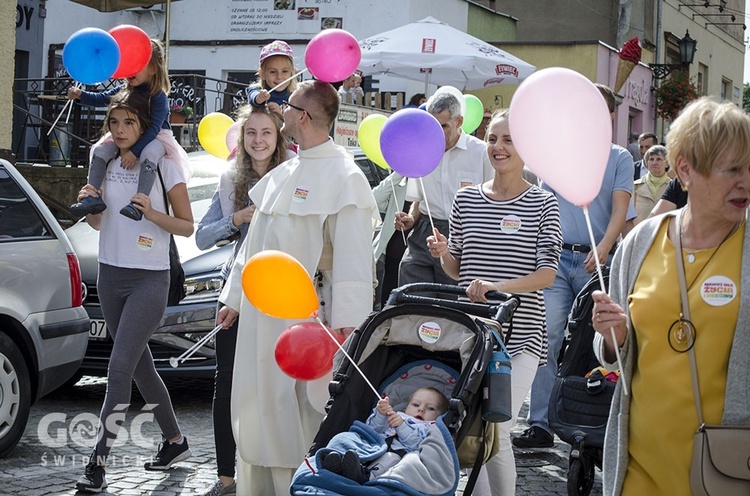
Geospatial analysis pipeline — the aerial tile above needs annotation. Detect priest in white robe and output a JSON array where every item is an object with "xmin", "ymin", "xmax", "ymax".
[{"xmin": 217, "ymin": 80, "xmax": 378, "ymax": 496}]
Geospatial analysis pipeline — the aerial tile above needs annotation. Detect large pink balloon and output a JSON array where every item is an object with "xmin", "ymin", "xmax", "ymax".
[
  {"xmin": 509, "ymin": 68, "xmax": 612, "ymax": 207},
  {"xmin": 380, "ymin": 109, "xmax": 444, "ymax": 178},
  {"xmin": 305, "ymin": 29, "xmax": 361, "ymax": 83}
]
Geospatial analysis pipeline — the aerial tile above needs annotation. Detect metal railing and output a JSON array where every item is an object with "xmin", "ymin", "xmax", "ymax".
[
  {"xmin": 11, "ymin": 73, "xmax": 248, "ymax": 167},
  {"xmin": 12, "ymin": 74, "xmax": 408, "ymax": 167}
]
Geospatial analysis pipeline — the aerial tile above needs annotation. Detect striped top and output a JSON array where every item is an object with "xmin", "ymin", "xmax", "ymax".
[{"xmin": 448, "ymin": 184, "xmax": 562, "ymax": 364}]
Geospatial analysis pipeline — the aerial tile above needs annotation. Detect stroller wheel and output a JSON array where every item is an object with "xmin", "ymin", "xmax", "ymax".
[{"xmin": 567, "ymin": 455, "xmax": 595, "ymax": 496}]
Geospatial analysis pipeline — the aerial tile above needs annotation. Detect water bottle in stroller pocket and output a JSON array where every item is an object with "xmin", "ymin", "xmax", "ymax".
[{"xmin": 482, "ymin": 329, "xmax": 512, "ymax": 423}]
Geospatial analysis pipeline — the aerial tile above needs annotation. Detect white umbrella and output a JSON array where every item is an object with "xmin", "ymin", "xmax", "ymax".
[{"xmin": 358, "ymin": 16, "xmax": 535, "ymax": 92}]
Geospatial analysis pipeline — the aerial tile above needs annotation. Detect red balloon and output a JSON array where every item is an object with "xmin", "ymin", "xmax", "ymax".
[
  {"xmin": 109, "ymin": 25, "xmax": 152, "ymax": 79},
  {"xmin": 274, "ymin": 322, "xmax": 347, "ymax": 381}
]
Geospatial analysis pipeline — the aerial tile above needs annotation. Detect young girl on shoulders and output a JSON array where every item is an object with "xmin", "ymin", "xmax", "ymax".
[
  {"xmin": 69, "ymin": 39, "xmax": 184, "ymax": 222},
  {"xmin": 245, "ymin": 40, "xmax": 297, "ymax": 115}
]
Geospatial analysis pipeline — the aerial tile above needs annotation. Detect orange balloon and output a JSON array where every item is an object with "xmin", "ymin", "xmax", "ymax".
[{"xmin": 241, "ymin": 250, "xmax": 318, "ymax": 319}]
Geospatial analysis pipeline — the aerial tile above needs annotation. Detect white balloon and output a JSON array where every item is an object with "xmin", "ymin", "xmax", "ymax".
[
  {"xmin": 306, "ymin": 370, "xmax": 333, "ymax": 414},
  {"xmin": 429, "ymin": 85, "xmax": 466, "ymax": 116}
]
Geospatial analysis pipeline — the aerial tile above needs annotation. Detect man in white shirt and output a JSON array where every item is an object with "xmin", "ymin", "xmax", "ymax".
[{"xmin": 394, "ymin": 92, "xmax": 493, "ymax": 286}]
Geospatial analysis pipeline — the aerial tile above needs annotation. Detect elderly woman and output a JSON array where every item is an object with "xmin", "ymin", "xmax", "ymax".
[
  {"xmin": 591, "ymin": 97, "xmax": 750, "ymax": 495},
  {"xmin": 632, "ymin": 144, "xmax": 670, "ymax": 223}
]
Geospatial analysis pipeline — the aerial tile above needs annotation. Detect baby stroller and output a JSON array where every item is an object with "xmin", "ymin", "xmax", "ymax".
[
  {"xmin": 548, "ymin": 267, "xmax": 614, "ymax": 496},
  {"xmin": 291, "ymin": 283, "xmax": 519, "ymax": 496}
]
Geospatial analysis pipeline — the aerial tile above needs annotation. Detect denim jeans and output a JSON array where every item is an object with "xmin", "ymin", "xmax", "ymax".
[{"xmin": 527, "ymin": 249, "xmax": 598, "ymax": 433}]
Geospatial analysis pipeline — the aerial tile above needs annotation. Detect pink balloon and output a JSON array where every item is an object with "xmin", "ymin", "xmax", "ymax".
[
  {"xmin": 305, "ymin": 29, "xmax": 361, "ymax": 83},
  {"xmin": 508, "ymin": 68, "xmax": 612, "ymax": 207},
  {"xmin": 225, "ymin": 121, "xmax": 241, "ymax": 155}
]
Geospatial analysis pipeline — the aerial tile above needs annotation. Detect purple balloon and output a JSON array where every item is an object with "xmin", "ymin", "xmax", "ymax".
[{"xmin": 380, "ymin": 109, "xmax": 444, "ymax": 178}]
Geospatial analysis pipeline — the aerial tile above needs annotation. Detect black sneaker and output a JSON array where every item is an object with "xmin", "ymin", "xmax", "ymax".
[
  {"xmin": 341, "ymin": 450, "xmax": 369, "ymax": 484},
  {"xmin": 144, "ymin": 437, "xmax": 192, "ymax": 470},
  {"xmin": 321, "ymin": 451, "xmax": 343, "ymax": 474},
  {"xmin": 512, "ymin": 426, "xmax": 555, "ymax": 448},
  {"xmin": 70, "ymin": 196, "xmax": 107, "ymax": 217},
  {"xmin": 119, "ymin": 202, "xmax": 143, "ymax": 221},
  {"xmin": 75, "ymin": 458, "xmax": 107, "ymax": 493}
]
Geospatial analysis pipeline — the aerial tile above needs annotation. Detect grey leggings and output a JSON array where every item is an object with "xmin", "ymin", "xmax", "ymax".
[{"xmin": 95, "ymin": 263, "xmax": 181, "ymax": 458}]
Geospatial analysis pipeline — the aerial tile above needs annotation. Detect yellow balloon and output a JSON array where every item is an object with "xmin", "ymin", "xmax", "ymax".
[
  {"xmin": 198, "ymin": 112, "xmax": 234, "ymax": 159},
  {"xmin": 241, "ymin": 250, "xmax": 319, "ymax": 319},
  {"xmin": 358, "ymin": 114, "xmax": 389, "ymax": 170}
]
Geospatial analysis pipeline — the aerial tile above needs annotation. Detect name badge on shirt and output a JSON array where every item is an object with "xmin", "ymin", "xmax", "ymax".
[
  {"xmin": 293, "ymin": 186, "xmax": 309, "ymax": 202},
  {"xmin": 136, "ymin": 233, "xmax": 155, "ymax": 250},
  {"xmin": 500, "ymin": 215, "xmax": 522, "ymax": 233},
  {"xmin": 700, "ymin": 275, "xmax": 737, "ymax": 306},
  {"xmin": 460, "ymin": 180, "xmax": 473, "ymax": 189}
]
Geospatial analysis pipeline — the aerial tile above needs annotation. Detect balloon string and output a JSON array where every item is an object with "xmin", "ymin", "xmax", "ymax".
[
  {"xmin": 390, "ymin": 177, "xmax": 407, "ymax": 245},
  {"xmin": 583, "ymin": 206, "xmax": 628, "ymax": 396},
  {"xmin": 169, "ymin": 324, "xmax": 223, "ymax": 368},
  {"xmin": 65, "ymin": 82, "xmax": 80, "ymax": 124},
  {"xmin": 418, "ymin": 177, "xmax": 436, "ymax": 234},
  {"xmin": 269, "ymin": 68, "xmax": 308, "ymax": 93},
  {"xmin": 47, "ymin": 99, "xmax": 73, "ymax": 136},
  {"xmin": 315, "ymin": 316, "xmax": 381, "ymax": 402}
]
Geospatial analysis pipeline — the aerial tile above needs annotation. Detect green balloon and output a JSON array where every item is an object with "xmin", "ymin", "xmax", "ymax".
[
  {"xmin": 462, "ymin": 94, "xmax": 484, "ymax": 134},
  {"xmin": 358, "ymin": 114, "xmax": 389, "ymax": 169}
]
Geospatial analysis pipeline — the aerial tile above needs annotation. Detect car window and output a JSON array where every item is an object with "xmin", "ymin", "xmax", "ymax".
[
  {"xmin": 355, "ymin": 156, "xmax": 388, "ymax": 188},
  {"xmin": 0, "ymin": 169, "xmax": 50, "ymax": 239}
]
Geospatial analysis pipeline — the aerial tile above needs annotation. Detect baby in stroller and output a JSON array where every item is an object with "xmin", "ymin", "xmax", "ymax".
[
  {"xmin": 290, "ymin": 283, "xmax": 519, "ymax": 496},
  {"xmin": 320, "ymin": 388, "xmax": 449, "ymax": 483}
]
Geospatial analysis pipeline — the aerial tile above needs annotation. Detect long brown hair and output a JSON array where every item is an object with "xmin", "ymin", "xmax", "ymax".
[
  {"xmin": 103, "ymin": 90, "xmax": 151, "ymax": 137},
  {"xmin": 231, "ymin": 105, "xmax": 288, "ymax": 212}
]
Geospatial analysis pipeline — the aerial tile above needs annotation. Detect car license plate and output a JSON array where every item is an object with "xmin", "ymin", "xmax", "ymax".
[{"xmin": 89, "ymin": 319, "xmax": 108, "ymax": 340}]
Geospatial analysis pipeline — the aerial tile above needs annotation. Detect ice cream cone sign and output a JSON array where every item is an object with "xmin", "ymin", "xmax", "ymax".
[{"xmin": 614, "ymin": 37, "xmax": 642, "ymax": 94}]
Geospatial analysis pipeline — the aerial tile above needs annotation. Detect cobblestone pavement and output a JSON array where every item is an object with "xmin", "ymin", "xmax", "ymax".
[{"xmin": 1, "ymin": 376, "xmax": 601, "ymax": 495}]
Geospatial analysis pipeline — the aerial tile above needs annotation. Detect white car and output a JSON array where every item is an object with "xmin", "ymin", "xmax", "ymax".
[{"xmin": 0, "ymin": 159, "xmax": 90, "ymax": 457}]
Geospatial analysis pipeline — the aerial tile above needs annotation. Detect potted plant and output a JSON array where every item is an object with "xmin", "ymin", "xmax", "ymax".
[{"xmin": 169, "ymin": 103, "xmax": 193, "ymax": 124}]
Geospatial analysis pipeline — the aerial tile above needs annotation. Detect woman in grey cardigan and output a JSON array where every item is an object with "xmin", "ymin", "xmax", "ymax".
[{"xmin": 591, "ymin": 97, "xmax": 750, "ymax": 495}]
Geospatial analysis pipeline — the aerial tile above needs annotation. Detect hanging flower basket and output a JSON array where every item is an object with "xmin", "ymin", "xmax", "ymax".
[{"xmin": 654, "ymin": 71, "xmax": 699, "ymax": 121}]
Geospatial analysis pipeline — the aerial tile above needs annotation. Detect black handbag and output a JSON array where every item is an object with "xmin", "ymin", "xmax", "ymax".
[{"xmin": 157, "ymin": 167, "xmax": 186, "ymax": 306}]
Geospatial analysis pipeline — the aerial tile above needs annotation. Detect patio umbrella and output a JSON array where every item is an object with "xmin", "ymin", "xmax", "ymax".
[
  {"xmin": 67, "ymin": 0, "xmax": 179, "ymax": 63},
  {"xmin": 358, "ymin": 16, "xmax": 535, "ymax": 92}
]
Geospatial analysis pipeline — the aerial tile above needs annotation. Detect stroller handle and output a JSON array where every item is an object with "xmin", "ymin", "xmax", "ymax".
[{"xmin": 387, "ymin": 283, "xmax": 520, "ymax": 323}]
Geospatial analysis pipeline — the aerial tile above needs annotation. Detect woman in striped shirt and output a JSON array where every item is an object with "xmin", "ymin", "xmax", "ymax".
[{"xmin": 427, "ymin": 109, "xmax": 562, "ymax": 495}]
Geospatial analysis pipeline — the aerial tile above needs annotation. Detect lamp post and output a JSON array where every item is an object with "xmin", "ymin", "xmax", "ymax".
[{"xmin": 649, "ymin": 30, "xmax": 697, "ymax": 79}]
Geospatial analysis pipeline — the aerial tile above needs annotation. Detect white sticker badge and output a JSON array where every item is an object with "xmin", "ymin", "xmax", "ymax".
[
  {"xmin": 500, "ymin": 215, "xmax": 522, "ymax": 233},
  {"xmin": 136, "ymin": 233, "xmax": 154, "ymax": 250},
  {"xmin": 293, "ymin": 186, "xmax": 310, "ymax": 202},
  {"xmin": 418, "ymin": 321, "xmax": 441, "ymax": 344},
  {"xmin": 700, "ymin": 275, "xmax": 736, "ymax": 307}
]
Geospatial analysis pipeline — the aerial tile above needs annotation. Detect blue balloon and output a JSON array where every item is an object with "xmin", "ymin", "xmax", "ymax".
[
  {"xmin": 418, "ymin": 103, "xmax": 428, "ymax": 111},
  {"xmin": 380, "ymin": 108, "xmax": 445, "ymax": 178},
  {"xmin": 63, "ymin": 28, "xmax": 120, "ymax": 85}
]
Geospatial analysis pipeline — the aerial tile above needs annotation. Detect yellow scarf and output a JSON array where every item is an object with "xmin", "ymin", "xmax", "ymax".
[{"xmin": 645, "ymin": 172, "xmax": 670, "ymax": 197}]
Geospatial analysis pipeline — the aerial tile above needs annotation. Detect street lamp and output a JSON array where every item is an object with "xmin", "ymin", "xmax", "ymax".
[{"xmin": 649, "ymin": 30, "xmax": 698, "ymax": 79}]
